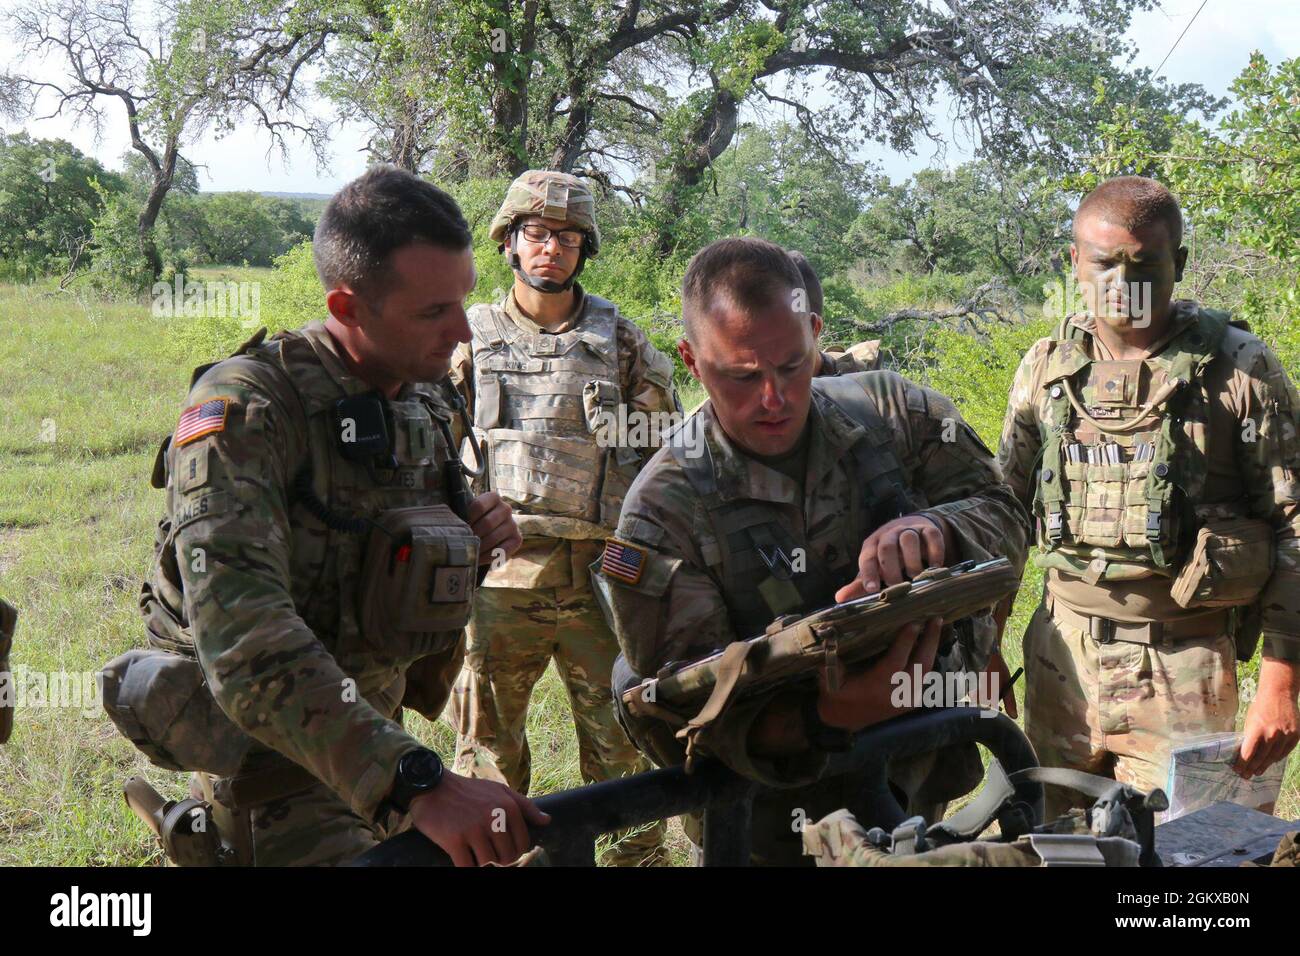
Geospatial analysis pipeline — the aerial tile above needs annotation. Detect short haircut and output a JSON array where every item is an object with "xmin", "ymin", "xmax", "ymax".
[
  {"xmin": 313, "ymin": 164, "xmax": 472, "ymax": 299},
  {"xmin": 681, "ymin": 237, "xmax": 807, "ymax": 341},
  {"xmin": 1074, "ymin": 176, "xmax": 1184, "ymax": 247},
  {"xmin": 786, "ymin": 249, "xmax": 824, "ymax": 316}
]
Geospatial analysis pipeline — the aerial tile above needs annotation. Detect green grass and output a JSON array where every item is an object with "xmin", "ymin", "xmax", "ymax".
[{"xmin": 0, "ymin": 278, "xmax": 1293, "ymax": 867}]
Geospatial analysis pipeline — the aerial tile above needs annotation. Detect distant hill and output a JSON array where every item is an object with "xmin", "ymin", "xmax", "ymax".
[
  {"xmin": 259, "ymin": 191, "xmax": 331, "ymax": 200},
  {"xmin": 197, "ymin": 190, "xmax": 331, "ymax": 200}
]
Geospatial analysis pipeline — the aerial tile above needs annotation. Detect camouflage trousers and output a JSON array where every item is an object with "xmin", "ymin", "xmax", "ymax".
[
  {"xmin": 191, "ymin": 770, "xmax": 409, "ymax": 867},
  {"xmin": 1023, "ymin": 597, "xmax": 1238, "ymax": 819},
  {"xmin": 188, "ymin": 646, "xmax": 462, "ymax": 867},
  {"xmin": 451, "ymin": 583, "xmax": 666, "ymax": 866}
]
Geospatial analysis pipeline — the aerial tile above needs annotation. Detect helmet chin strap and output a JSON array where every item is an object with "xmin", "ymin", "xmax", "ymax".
[{"xmin": 507, "ymin": 227, "xmax": 587, "ymax": 294}]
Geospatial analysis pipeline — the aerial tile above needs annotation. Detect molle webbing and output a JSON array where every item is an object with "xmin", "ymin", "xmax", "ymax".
[
  {"xmin": 1035, "ymin": 311, "xmax": 1228, "ymax": 573},
  {"xmin": 670, "ymin": 379, "xmax": 911, "ymax": 624},
  {"xmin": 469, "ymin": 297, "xmax": 630, "ymax": 528}
]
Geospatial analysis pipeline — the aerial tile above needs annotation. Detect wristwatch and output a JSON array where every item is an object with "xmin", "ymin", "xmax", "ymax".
[
  {"xmin": 385, "ymin": 747, "xmax": 445, "ymax": 814},
  {"xmin": 800, "ymin": 695, "xmax": 853, "ymax": 753}
]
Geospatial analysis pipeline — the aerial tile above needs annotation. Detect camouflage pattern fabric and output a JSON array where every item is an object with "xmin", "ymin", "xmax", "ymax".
[
  {"xmin": 804, "ymin": 809, "xmax": 1040, "ymax": 867},
  {"xmin": 1265, "ymin": 831, "xmax": 1299, "ymax": 867},
  {"xmin": 191, "ymin": 766, "xmax": 412, "ymax": 867},
  {"xmin": 124, "ymin": 322, "xmax": 474, "ymax": 864},
  {"xmin": 998, "ymin": 301, "xmax": 1300, "ymax": 662},
  {"xmin": 448, "ymin": 286, "xmax": 678, "ymax": 866},
  {"xmin": 461, "ymin": 291, "xmax": 670, "ymax": 532},
  {"xmin": 599, "ymin": 370, "xmax": 1029, "ymax": 865},
  {"xmin": 803, "ymin": 806, "xmax": 1141, "ymax": 867},
  {"xmin": 1023, "ymin": 600, "xmax": 1237, "ymax": 820},
  {"xmin": 821, "ymin": 340, "xmax": 883, "ymax": 374},
  {"xmin": 451, "ymin": 583, "xmax": 665, "ymax": 866},
  {"xmin": 487, "ymin": 170, "xmax": 601, "ymax": 254}
]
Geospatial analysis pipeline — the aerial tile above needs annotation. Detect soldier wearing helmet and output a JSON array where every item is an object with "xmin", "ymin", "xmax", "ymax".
[{"xmin": 448, "ymin": 171, "xmax": 678, "ymax": 865}]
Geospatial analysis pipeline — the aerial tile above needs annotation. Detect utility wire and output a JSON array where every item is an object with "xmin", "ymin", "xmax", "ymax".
[{"xmin": 1152, "ymin": 0, "xmax": 1210, "ymax": 77}]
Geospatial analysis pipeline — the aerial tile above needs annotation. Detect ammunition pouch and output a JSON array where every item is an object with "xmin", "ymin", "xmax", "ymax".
[
  {"xmin": 1170, "ymin": 517, "xmax": 1274, "ymax": 610},
  {"xmin": 101, "ymin": 647, "xmax": 254, "ymax": 776},
  {"xmin": 358, "ymin": 505, "xmax": 478, "ymax": 658}
]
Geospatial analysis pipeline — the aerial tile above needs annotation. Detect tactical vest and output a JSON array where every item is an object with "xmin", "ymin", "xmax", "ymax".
[
  {"xmin": 1033, "ymin": 307, "xmax": 1241, "ymax": 583},
  {"xmin": 469, "ymin": 296, "xmax": 639, "ymax": 535},
  {"xmin": 140, "ymin": 325, "xmax": 470, "ymax": 682},
  {"xmin": 669, "ymin": 376, "xmax": 914, "ymax": 638}
]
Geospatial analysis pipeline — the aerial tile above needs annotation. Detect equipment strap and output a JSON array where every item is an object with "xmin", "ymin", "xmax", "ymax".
[
  {"xmin": 926, "ymin": 758, "xmax": 1018, "ymax": 845},
  {"xmin": 213, "ymin": 760, "xmax": 320, "ymax": 810},
  {"xmin": 675, "ymin": 640, "xmax": 759, "ymax": 773}
]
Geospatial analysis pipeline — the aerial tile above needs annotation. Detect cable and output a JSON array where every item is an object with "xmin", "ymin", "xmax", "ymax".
[{"xmin": 1152, "ymin": 0, "xmax": 1210, "ymax": 78}]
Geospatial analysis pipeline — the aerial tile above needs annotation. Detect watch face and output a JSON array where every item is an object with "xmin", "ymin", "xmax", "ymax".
[{"xmin": 403, "ymin": 749, "xmax": 443, "ymax": 787}]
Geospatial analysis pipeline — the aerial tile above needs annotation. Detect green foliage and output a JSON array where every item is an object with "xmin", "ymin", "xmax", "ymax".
[
  {"xmin": 911, "ymin": 319, "xmax": 1053, "ymax": 450},
  {"xmin": 852, "ymin": 162, "xmax": 1072, "ymax": 279},
  {"xmin": 1079, "ymin": 55, "xmax": 1300, "ymax": 263},
  {"xmin": 167, "ymin": 242, "xmax": 319, "ymax": 360},
  {"xmin": 162, "ymin": 191, "xmax": 315, "ymax": 267},
  {"xmin": 0, "ymin": 133, "xmax": 127, "ymax": 281},
  {"xmin": 86, "ymin": 187, "xmax": 156, "ymax": 297}
]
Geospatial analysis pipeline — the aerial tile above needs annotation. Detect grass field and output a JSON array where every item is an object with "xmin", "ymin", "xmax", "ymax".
[{"xmin": 0, "ymin": 275, "xmax": 1294, "ymax": 866}]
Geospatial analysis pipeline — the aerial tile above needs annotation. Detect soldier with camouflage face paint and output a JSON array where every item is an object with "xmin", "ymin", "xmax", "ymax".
[
  {"xmin": 996, "ymin": 176, "xmax": 1300, "ymax": 820},
  {"xmin": 115, "ymin": 166, "xmax": 550, "ymax": 867},
  {"xmin": 594, "ymin": 237, "xmax": 1028, "ymax": 865},
  {"xmin": 447, "ymin": 170, "xmax": 678, "ymax": 866}
]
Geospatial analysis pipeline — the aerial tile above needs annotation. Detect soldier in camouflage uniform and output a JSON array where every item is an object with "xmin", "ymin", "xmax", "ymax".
[
  {"xmin": 117, "ymin": 167, "xmax": 548, "ymax": 866},
  {"xmin": 997, "ymin": 176, "xmax": 1300, "ymax": 819},
  {"xmin": 448, "ymin": 171, "xmax": 677, "ymax": 865},
  {"xmin": 594, "ymin": 237, "xmax": 1028, "ymax": 865}
]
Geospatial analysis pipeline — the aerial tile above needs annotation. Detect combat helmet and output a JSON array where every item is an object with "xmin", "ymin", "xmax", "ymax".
[{"xmin": 489, "ymin": 170, "xmax": 601, "ymax": 293}]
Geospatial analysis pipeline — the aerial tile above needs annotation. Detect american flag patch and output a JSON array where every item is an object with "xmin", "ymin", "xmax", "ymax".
[
  {"xmin": 175, "ymin": 398, "xmax": 231, "ymax": 446},
  {"xmin": 602, "ymin": 538, "xmax": 646, "ymax": 585}
]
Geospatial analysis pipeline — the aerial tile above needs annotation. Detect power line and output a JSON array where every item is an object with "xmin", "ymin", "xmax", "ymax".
[{"xmin": 1152, "ymin": 0, "xmax": 1210, "ymax": 77}]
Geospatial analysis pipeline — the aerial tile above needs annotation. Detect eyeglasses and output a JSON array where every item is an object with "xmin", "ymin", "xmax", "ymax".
[{"xmin": 517, "ymin": 223, "xmax": 586, "ymax": 249}]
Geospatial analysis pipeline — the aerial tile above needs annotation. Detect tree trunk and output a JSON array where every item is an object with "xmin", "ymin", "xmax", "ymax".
[
  {"xmin": 653, "ymin": 86, "xmax": 739, "ymax": 255},
  {"xmin": 134, "ymin": 137, "xmax": 178, "ymax": 280},
  {"xmin": 549, "ymin": 92, "xmax": 591, "ymax": 172},
  {"xmin": 485, "ymin": 0, "xmax": 536, "ymax": 176}
]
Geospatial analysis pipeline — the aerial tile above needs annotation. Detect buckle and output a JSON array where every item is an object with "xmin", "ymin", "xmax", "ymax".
[
  {"xmin": 1145, "ymin": 510, "xmax": 1162, "ymax": 540},
  {"xmin": 1046, "ymin": 511, "xmax": 1063, "ymax": 542},
  {"xmin": 1089, "ymin": 616, "xmax": 1116, "ymax": 645}
]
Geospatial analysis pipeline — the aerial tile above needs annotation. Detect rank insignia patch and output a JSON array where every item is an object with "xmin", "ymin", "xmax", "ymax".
[
  {"xmin": 175, "ymin": 398, "xmax": 231, "ymax": 446},
  {"xmin": 601, "ymin": 538, "xmax": 646, "ymax": 585}
]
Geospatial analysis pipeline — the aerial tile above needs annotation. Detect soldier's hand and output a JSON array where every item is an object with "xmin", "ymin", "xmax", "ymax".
[
  {"xmin": 835, "ymin": 514, "xmax": 951, "ymax": 602},
  {"xmin": 467, "ymin": 491, "xmax": 522, "ymax": 565},
  {"xmin": 1234, "ymin": 661, "xmax": 1300, "ymax": 779},
  {"xmin": 816, "ymin": 616, "xmax": 944, "ymax": 732},
  {"xmin": 409, "ymin": 772, "xmax": 551, "ymax": 866}
]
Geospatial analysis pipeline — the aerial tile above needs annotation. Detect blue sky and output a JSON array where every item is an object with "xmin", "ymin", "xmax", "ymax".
[{"xmin": 4, "ymin": 1, "xmax": 1297, "ymax": 194}]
